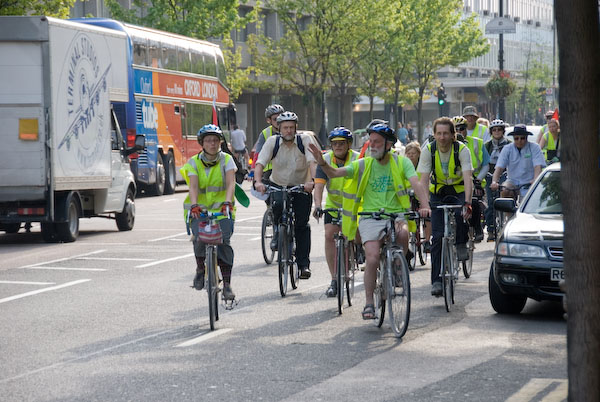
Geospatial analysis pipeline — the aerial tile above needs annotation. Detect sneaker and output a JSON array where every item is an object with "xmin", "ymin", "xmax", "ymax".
[
  {"xmin": 222, "ymin": 284, "xmax": 236, "ymax": 300},
  {"xmin": 474, "ymin": 230, "xmax": 484, "ymax": 243},
  {"xmin": 405, "ymin": 250, "xmax": 414, "ymax": 266},
  {"xmin": 193, "ymin": 271, "xmax": 205, "ymax": 290},
  {"xmin": 431, "ymin": 282, "xmax": 442, "ymax": 297},
  {"xmin": 423, "ymin": 240, "xmax": 432, "ymax": 253},
  {"xmin": 299, "ymin": 266, "xmax": 312, "ymax": 279},
  {"xmin": 270, "ymin": 235, "xmax": 278, "ymax": 251},
  {"xmin": 457, "ymin": 244, "xmax": 469, "ymax": 261},
  {"xmin": 487, "ymin": 232, "xmax": 496, "ymax": 242},
  {"xmin": 326, "ymin": 280, "xmax": 337, "ymax": 297}
]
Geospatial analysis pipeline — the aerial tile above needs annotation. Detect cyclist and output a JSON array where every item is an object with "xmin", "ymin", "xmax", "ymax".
[
  {"xmin": 358, "ymin": 119, "xmax": 388, "ymax": 158},
  {"xmin": 181, "ymin": 124, "xmax": 237, "ymax": 300},
  {"xmin": 255, "ymin": 111, "xmax": 318, "ymax": 280},
  {"xmin": 417, "ymin": 117, "xmax": 473, "ymax": 297},
  {"xmin": 484, "ymin": 119, "xmax": 511, "ymax": 241},
  {"xmin": 307, "ymin": 124, "xmax": 431, "ymax": 320},
  {"xmin": 452, "ymin": 115, "xmax": 489, "ymax": 242},
  {"xmin": 252, "ymin": 104, "xmax": 284, "ymax": 183},
  {"xmin": 539, "ymin": 118, "xmax": 560, "ymax": 163},
  {"xmin": 313, "ymin": 127, "xmax": 361, "ymax": 297},
  {"xmin": 404, "ymin": 141, "xmax": 431, "ymax": 255},
  {"xmin": 536, "ymin": 110, "xmax": 555, "ymax": 144},
  {"xmin": 463, "ymin": 106, "xmax": 490, "ymax": 142},
  {"xmin": 490, "ymin": 124, "xmax": 546, "ymax": 199},
  {"xmin": 230, "ymin": 124, "xmax": 248, "ymax": 169}
]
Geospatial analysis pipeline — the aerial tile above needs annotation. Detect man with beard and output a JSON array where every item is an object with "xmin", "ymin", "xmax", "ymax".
[
  {"xmin": 255, "ymin": 111, "xmax": 318, "ymax": 280},
  {"xmin": 308, "ymin": 124, "xmax": 430, "ymax": 320}
]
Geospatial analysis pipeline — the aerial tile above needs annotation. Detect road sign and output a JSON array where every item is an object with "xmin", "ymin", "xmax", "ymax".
[{"xmin": 485, "ymin": 17, "xmax": 517, "ymax": 34}]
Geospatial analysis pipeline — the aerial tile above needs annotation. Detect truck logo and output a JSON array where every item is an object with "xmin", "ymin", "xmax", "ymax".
[{"xmin": 57, "ymin": 33, "xmax": 110, "ymax": 173}]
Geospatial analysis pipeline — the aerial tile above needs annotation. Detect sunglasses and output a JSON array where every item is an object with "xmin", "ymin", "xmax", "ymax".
[
  {"xmin": 513, "ymin": 136, "xmax": 528, "ymax": 141},
  {"xmin": 456, "ymin": 125, "xmax": 467, "ymax": 131}
]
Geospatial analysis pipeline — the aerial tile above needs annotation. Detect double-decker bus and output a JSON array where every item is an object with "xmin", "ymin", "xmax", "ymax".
[{"xmin": 74, "ymin": 18, "xmax": 234, "ymax": 195}]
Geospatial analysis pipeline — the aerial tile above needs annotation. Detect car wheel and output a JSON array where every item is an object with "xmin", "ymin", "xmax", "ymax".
[{"xmin": 488, "ymin": 262, "xmax": 527, "ymax": 314}]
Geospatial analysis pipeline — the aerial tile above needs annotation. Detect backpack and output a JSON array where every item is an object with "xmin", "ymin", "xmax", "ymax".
[{"xmin": 271, "ymin": 134, "xmax": 305, "ymax": 159}]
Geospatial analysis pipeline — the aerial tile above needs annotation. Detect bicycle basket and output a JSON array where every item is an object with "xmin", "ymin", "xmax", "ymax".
[{"xmin": 196, "ymin": 220, "xmax": 223, "ymax": 244}]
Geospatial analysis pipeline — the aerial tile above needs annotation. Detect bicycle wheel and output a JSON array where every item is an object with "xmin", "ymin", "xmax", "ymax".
[
  {"xmin": 346, "ymin": 242, "xmax": 357, "ymax": 307},
  {"xmin": 289, "ymin": 229, "xmax": 299, "ymax": 290},
  {"xmin": 417, "ymin": 219, "xmax": 426, "ymax": 266},
  {"xmin": 336, "ymin": 237, "xmax": 345, "ymax": 314},
  {"xmin": 441, "ymin": 240, "xmax": 453, "ymax": 312},
  {"xmin": 462, "ymin": 227, "xmax": 474, "ymax": 278},
  {"xmin": 278, "ymin": 224, "xmax": 289, "ymax": 297},
  {"xmin": 387, "ymin": 248, "xmax": 411, "ymax": 338},
  {"xmin": 206, "ymin": 246, "xmax": 218, "ymax": 330},
  {"xmin": 408, "ymin": 231, "xmax": 417, "ymax": 271},
  {"xmin": 373, "ymin": 258, "xmax": 386, "ymax": 327},
  {"xmin": 261, "ymin": 208, "xmax": 275, "ymax": 265}
]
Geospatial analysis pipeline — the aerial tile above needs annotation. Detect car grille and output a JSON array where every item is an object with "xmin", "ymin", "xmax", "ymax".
[{"xmin": 548, "ymin": 246, "xmax": 563, "ymax": 260}]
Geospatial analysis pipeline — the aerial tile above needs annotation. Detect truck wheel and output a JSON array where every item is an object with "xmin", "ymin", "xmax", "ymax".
[
  {"xmin": 163, "ymin": 153, "xmax": 176, "ymax": 195},
  {"xmin": 488, "ymin": 262, "xmax": 527, "ymax": 314},
  {"xmin": 41, "ymin": 222, "xmax": 59, "ymax": 243},
  {"xmin": 56, "ymin": 197, "xmax": 79, "ymax": 242},
  {"xmin": 116, "ymin": 188, "xmax": 135, "ymax": 231},
  {"xmin": 150, "ymin": 156, "xmax": 166, "ymax": 196},
  {"xmin": 2, "ymin": 223, "xmax": 21, "ymax": 233}
]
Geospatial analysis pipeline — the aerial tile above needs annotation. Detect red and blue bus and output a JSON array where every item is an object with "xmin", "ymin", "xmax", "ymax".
[{"xmin": 74, "ymin": 18, "xmax": 234, "ymax": 195}]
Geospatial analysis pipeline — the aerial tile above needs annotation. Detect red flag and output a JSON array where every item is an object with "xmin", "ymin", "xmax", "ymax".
[
  {"xmin": 552, "ymin": 108, "xmax": 559, "ymax": 120},
  {"xmin": 212, "ymin": 97, "xmax": 218, "ymax": 125}
]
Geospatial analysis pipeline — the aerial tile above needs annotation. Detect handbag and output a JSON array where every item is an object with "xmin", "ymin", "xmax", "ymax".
[{"xmin": 196, "ymin": 219, "xmax": 223, "ymax": 244}]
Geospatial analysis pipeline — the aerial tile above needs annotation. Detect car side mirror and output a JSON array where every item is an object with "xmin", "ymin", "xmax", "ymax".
[{"xmin": 494, "ymin": 198, "xmax": 517, "ymax": 213}]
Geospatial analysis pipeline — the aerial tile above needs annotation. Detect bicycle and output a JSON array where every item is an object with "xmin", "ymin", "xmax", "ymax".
[
  {"xmin": 358, "ymin": 210, "xmax": 414, "ymax": 338},
  {"xmin": 433, "ymin": 203, "xmax": 463, "ymax": 312},
  {"xmin": 493, "ymin": 182, "xmax": 530, "ymax": 242},
  {"xmin": 320, "ymin": 207, "xmax": 359, "ymax": 314},
  {"xmin": 261, "ymin": 204, "xmax": 275, "ymax": 264},
  {"xmin": 266, "ymin": 184, "xmax": 306, "ymax": 297},
  {"xmin": 234, "ymin": 150, "xmax": 248, "ymax": 184},
  {"xmin": 462, "ymin": 180, "xmax": 487, "ymax": 279},
  {"xmin": 408, "ymin": 191, "xmax": 429, "ymax": 270}
]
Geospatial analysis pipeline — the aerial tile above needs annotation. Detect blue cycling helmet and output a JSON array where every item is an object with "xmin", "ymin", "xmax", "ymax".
[
  {"xmin": 367, "ymin": 123, "xmax": 396, "ymax": 142},
  {"xmin": 197, "ymin": 124, "xmax": 223, "ymax": 143},
  {"xmin": 328, "ymin": 127, "xmax": 353, "ymax": 142}
]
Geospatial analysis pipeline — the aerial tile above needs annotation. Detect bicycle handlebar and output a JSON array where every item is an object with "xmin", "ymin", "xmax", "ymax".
[
  {"xmin": 265, "ymin": 184, "xmax": 306, "ymax": 194},
  {"xmin": 433, "ymin": 204, "xmax": 464, "ymax": 210},
  {"xmin": 358, "ymin": 209, "xmax": 419, "ymax": 221}
]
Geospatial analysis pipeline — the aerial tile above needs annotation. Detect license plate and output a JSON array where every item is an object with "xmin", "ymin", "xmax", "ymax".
[{"xmin": 550, "ymin": 268, "xmax": 564, "ymax": 282}]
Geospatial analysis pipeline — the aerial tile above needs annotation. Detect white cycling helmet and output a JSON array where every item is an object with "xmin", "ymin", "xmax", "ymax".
[
  {"xmin": 276, "ymin": 111, "xmax": 298, "ymax": 124},
  {"xmin": 265, "ymin": 104, "xmax": 284, "ymax": 118},
  {"xmin": 489, "ymin": 119, "xmax": 506, "ymax": 129}
]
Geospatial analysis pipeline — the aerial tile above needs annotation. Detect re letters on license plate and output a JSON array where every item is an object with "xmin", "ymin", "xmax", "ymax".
[{"xmin": 550, "ymin": 268, "xmax": 564, "ymax": 282}]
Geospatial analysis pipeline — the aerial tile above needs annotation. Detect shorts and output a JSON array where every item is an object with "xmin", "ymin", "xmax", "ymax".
[
  {"xmin": 358, "ymin": 216, "xmax": 406, "ymax": 243},
  {"xmin": 324, "ymin": 211, "xmax": 340, "ymax": 225}
]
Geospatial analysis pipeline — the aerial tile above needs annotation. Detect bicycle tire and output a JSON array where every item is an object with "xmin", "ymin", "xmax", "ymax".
[
  {"xmin": 417, "ymin": 219, "xmax": 426, "ymax": 266},
  {"xmin": 408, "ymin": 231, "xmax": 417, "ymax": 271},
  {"xmin": 441, "ymin": 240, "xmax": 453, "ymax": 312},
  {"xmin": 261, "ymin": 208, "xmax": 275, "ymax": 265},
  {"xmin": 462, "ymin": 227, "xmax": 474, "ymax": 278},
  {"xmin": 207, "ymin": 246, "xmax": 218, "ymax": 330},
  {"xmin": 387, "ymin": 248, "xmax": 411, "ymax": 338},
  {"xmin": 336, "ymin": 237, "xmax": 345, "ymax": 314},
  {"xmin": 289, "ymin": 228, "xmax": 299, "ymax": 290},
  {"xmin": 278, "ymin": 224, "xmax": 289, "ymax": 297},
  {"xmin": 346, "ymin": 242, "xmax": 357, "ymax": 307},
  {"xmin": 374, "ymin": 257, "xmax": 386, "ymax": 327}
]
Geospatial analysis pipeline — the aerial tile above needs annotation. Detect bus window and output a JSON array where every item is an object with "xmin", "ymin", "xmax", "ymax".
[
  {"xmin": 216, "ymin": 53, "xmax": 227, "ymax": 87},
  {"xmin": 185, "ymin": 103, "xmax": 213, "ymax": 137},
  {"xmin": 191, "ymin": 51, "xmax": 205, "ymax": 75},
  {"xmin": 178, "ymin": 47, "xmax": 191, "ymax": 73},
  {"xmin": 161, "ymin": 42, "xmax": 178, "ymax": 70},
  {"xmin": 133, "ymin": 38, "xmax": 148, "ymax": 66},
  {"xmin": 148, "ymin": 40, "xmax": 161, "ymax": 68},
  {"xmin": 204, "ymin": 50, "xmax": 217, "ymax": 77}
]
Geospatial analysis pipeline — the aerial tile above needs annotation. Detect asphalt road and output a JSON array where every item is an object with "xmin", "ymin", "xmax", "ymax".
[{"xmin": 0, "ymin": 181, "xmax": 567, "ymax": 401}]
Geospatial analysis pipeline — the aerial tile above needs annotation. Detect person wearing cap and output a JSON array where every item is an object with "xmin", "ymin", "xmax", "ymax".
[
  {"xmin": 463, "ymin": 106, "xmax": 490, "ymax": 142},
  {"xmin": 252, "ymin": 104, "xmax": 284, "ymax": 184},
  {"xmin": 307, "ymin": 123, "xmax": 431, "ymax": 320},
  {"xmin": 313, "ymin": 127, "xmax": 361, "ymax": 297},
  {"xmin": 490, "ymin": 124, "xmax": 546, "ymax": 199},
  {"xmin": 537, "ymin": 110, "xmax": 555, "ymax": 144},
  {"xmin": 484, "ymin": 119, "xmax": 511, "ymax": 241},
  {"xmin": 417, "ymin": 117, "xmax": 473, "ymax": 297},
  {"xmin": 255, "ymin": 111, "xmax": 318, "ymax": 280}
]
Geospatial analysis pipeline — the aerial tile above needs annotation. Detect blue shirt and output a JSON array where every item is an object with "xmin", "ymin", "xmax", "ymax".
[{"xmin": 496, "ymin": 142, "xmax": 546, "ymax": 186}]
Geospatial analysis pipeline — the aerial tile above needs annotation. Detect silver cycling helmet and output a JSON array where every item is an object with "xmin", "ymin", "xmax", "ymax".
[
  {"xmin": 276, "ymin": 111, "xmax": 298, "ymax": 124},
  {"xmin": 489, "ymin": 119, "xmax": 506, "ymax": 130},
  {"xmin": 265, "ymin": 104, "xmax": 285, "ymax": 118}
]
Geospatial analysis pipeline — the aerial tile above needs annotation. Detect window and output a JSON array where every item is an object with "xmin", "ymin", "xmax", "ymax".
[
  {"xmin": 191, "ymin": 51, "xmax": 205, "ymax": 75},
  {"xmin": 185, "ymin": 103, "xmax": 213, "ymax": 137},
  {"xmin": 522, "ymin": 171, "xmax": 562, "ymax": 214},
  {"xmin": 132, "ymin": 38, "xmax": 148, "ymax": 66},
  {"xmin": 204, "ymin": 50, "xmax": 217, "ymax": 77},
  {"xmin": 178, "ymin": 47, "xmax": 191, "ymax": 73},
  {"xmin": 148, "ymin": 40, "xmax": 161, "ymax": 68},
  {"xmin": 161, "ymin": 42, "xmax": 178, "ymax": 70},
  {"xmin": 216, "ymin": 53, "xmax": 227, "ymax": 87}
]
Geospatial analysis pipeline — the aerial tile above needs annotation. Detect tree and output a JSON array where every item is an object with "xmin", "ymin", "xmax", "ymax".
[
  {"xmin": 0, "ymin": 0, "xmax": 75, "ymax": 18},
  {"xmin": 355, "ymin": 39, "xmax": 387, "ymax": 123},
  {"xmin": 555, "ymin": 1, "xmax": 600, "ymax": 400}
]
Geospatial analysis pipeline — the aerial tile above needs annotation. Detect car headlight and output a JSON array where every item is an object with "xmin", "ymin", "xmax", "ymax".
[{"xmin": 496, "ymin": 242, "xmax": 546, "ymax": 258}]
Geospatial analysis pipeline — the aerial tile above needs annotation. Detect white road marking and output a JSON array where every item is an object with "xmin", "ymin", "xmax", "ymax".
[
  {"xmin": 232, "ymin": 233, "xmax": 262, "ymax": 236},
  {"xmin": 175, "ymin": 328, "xmax": 233, "ymax": 347},
  {"xmin": 0, "ymin": 280, "xmax": 56, "ymax": 286},
  {"xmin": 162, "ymin": 199, "xmax": 178, "ymax": 203},
  {"xmin": 249, "ymin": 236, "xmax": 262, "ymax": 241},
  {"xmin": 148, "ymin": 232, "xmax": 188, "ymax": 242},
  {"xmin": 506, "ymin": 378, "xmax": 567, "ymax": 402},
  {"xmin": 75, "ymin": 257, "xmax": 154, "ymax": 261},
  {"xmin": 541, "ymin": 381, "xmax": 568, "ymax": 402},
  {"xmin": 20, "ymin": 267, "xmax": 107, "ymax": 272},
  {"xmin": 21, "ymin": 250, "xmax": 105, "ymax": 268},
  {"xmin": 0, "ymin": 279, "xmax": 90, "ymax": 304},
  {"xmin": 136, "ymin": 253, "xmax": 194, "ymax": 268},
  {"xmin": 235, "ymin": 216, "xmax": 262, "ymax": 222}
]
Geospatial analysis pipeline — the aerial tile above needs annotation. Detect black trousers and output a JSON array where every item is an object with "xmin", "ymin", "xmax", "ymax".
[{"xmin": 271, "ymin": 189, "xmax": 312, "ymax": 268}]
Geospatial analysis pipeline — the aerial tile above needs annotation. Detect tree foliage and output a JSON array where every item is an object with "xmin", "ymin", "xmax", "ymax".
[{"xmin": 0, "ymin": 0, "xmax": 75, "ymax": 18}]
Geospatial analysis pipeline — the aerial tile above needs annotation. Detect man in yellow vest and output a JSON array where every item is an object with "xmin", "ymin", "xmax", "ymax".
[
  {"xmin": 417, "ymin": 117, "xmax": 474, "ymax": 297},
  {"xmin": 536, "ymin": 110, "xmax": 555, "ymax": 144},
  {"xmin": 539, "ymin": 118, "xmax": 560, "ymax": 163},
  {"xmin": 313, "ymin": 127, "xmax": 360, "ymax": 297},
  {"xmin": 252, "ymin": 104, "xmax": 284, "ymax": 183},
  {"xmin": 181, "ymin": 124, "xmax": 237, "ymax": 300},
  {"xmin": 463, "ymin": 106, "xmax": 490, "ymax": 142},
  {"xmin": 308, "ymin": 124, "xmax": 430, "ymax": 320}
]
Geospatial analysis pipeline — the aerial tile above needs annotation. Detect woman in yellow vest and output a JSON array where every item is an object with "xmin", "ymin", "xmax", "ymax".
[
  {"xmin": 181, "ymin": 124, "xmax": 237, "ymax": 300},
  {"xmin": 539, "ymin": 118, "xmax": 560, "ymax": 163},
  {"xmin": 308, "ymin": 124, "xmax": 431, "ymax": 320}
]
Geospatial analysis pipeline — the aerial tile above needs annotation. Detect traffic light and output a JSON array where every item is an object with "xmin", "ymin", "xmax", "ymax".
[{"xmin": 437, "ymin": 85, "xmax": 446, "ymax": 106}]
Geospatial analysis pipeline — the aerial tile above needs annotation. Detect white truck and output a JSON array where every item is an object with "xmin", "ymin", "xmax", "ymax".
[{"xmin": 0, "ymin": 16, "xmax": 145, "ymax": 242}]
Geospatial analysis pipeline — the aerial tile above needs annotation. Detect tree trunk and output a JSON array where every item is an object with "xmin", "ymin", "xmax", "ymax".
[
  {"xmin": 555, "ymin": 1, "xmax": 600, "ymax": 401},
  {"xmin": 416, "ymin": 87, "xmax": 425, "ymax": 144}
]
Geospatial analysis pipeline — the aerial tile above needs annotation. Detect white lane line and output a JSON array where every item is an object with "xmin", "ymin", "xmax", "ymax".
[
  {"xmin": 20, "ymin": 267, "xmax": 107, "ymax": 272},
  {"xmin": 235, "ymin": 216, "xmax": 262, "ymax": 222},
  {"xmin": 75, "ymin": 257, "xmax": 154, "ymax": 261},
  {"xmin": 0, "ymin": 280, "xmax": 56, "ymax": 286},
  {"xmin": 162, "ymin": 199, "xmax": 178, "ymax": 203},
  {"xmin": 175, "ymin": 328, "xmax": 232, "ymax": 348},
  {"xmin": 136, "ymin": 253, "xmax": 194, "ymax": 268},
  {"xmin": 249, "ymin": 236, "xmax": 261, "ymax": 241},
  {"xmin": 232, "ymin": 233, "xmax": 262, "ymax": 236},
  {"xmin": 21, "ymin": 250, "xmax": 106, "ymax": 268},
  {"xmin": 506, "ymin": 378, "xmax": 567, "ymax": 402},
  {"xmin": 148, "ymin": 232, "xmax": 188, "ymax": 242},
  {"xmin": 0, "ymin": 279, "xmax": 90, "ymax": 304}
]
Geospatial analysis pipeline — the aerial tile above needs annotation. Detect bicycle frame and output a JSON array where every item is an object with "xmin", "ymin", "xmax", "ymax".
[{"xmin": 435, "ymin": 204, "xmax": 462, "ymax": 312}]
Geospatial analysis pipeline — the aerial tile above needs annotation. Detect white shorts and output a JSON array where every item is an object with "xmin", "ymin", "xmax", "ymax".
[{"xmin": 358, "ymin": 217, "xmax": 406, "ymax": 243}]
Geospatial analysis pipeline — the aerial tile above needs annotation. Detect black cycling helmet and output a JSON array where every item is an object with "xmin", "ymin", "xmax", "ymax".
[
  {"xmin": 197, "ymin": 124, "xmax": 223, "ymax": 144},
  {"xmin": 367, "ymin": 123, "xmax": 396, "ymax": 142},
  {"xmin": 265, "ymin": 104, "xmax": 284, "ymax": 119},
  {"xmin": 328, "ymin": 127, "xmax": 353, "ymax": 142}
]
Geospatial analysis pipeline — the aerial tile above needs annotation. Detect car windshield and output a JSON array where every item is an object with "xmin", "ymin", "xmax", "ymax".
[{"xmin": 522, "ymin": 170, "xmax": 561, "ymax": 214}]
